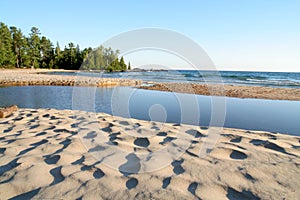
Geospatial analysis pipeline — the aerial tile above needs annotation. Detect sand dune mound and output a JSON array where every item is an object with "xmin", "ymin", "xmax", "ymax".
[{"xmin": 0, "ymin": 109, "xmax": 299, "ymax": 199}]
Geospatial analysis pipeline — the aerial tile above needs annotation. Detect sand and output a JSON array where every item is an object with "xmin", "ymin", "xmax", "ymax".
[
  {"xmin": 1, "ymin": 69, "xmax": 300, "ymax": 100},
  {"xmin": 0, "ymin": 108, "xmax": 299, "ymax": 199},
  {"xmin": 140, "ymin": 82, "xmax": 300, "ymax": 101},
  {"xmin": 0, "ymin": 69, "xmax": 141, "ymax": 87}
]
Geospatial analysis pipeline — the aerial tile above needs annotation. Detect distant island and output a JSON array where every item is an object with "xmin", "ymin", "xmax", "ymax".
[
  {"xmin": 131, "ymin": 68, "xmax": 168, "ymax": 72},
  {"xmin": 0, "ymin": 22, "xmax": 131, "ymax": 71}
]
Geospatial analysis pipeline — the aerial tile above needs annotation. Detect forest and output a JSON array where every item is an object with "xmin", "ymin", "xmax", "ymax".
[{"xmin": 0, "ymin": 22, "xmax": 130, "ymax": 71}]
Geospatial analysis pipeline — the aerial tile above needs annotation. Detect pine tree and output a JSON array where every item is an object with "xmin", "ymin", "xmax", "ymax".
[
  {"xmin": 128, "ymin": 62, "xmax": 131, "ymax": 70},
  {"xmin": 28, "ymin": 27, "xmax": 41, "ymax": 68},
  {"xmin": 119, "ymin": 56, "xmax": 126, "ymax": 71},
  {"xmin": 40, "ymin": 36, "xmax": 54, "ymax": 68},
  {"xmin": 0, "ymin": 22, "xmax": 15, "ymax": 67},
  {"xmin": 54, "ymin": 42, "xmax": 61, "ymax": 68},
  {"xmin": 0, "ymin": 22, "xmax": 130, "ymax": 70},
  {"xmin": 10, "ymin": 26, "xmax": 24, "ymax": 68}
]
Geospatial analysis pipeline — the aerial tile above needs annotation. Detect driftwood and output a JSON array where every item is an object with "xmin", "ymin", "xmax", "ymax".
[{"xmin": 0, "ymin": 105, "xmax": 18, "ymax": 118}]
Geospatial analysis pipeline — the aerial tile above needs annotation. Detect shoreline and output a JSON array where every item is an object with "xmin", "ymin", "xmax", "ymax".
[
  {"xmin": 0, "ymin": 108, "xmax": 299, "ymax": 199},
  {"xmin": 140, "ymin": 82, "xmax": 300, "ymax": 101},
  {"xmin": 1, "ymin": 69, "xmax": 300, "ymax": 101},
  {"xmin": 0, "ymin": 69, "xmax": 141, "ymax": 87}
]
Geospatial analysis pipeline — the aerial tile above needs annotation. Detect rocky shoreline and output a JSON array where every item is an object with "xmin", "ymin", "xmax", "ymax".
[{"xmin": 0, "ymin": 69, "xmax": 141, "ymax": 87}]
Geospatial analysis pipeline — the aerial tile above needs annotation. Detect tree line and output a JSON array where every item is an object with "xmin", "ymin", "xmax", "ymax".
[{"xmin": 0, "ymin": 22, "xmax": 130, "ymax": 71}]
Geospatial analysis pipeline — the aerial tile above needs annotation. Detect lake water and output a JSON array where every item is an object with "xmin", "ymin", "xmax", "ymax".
[
  {"xmin": 1, "ymin": 86, "xmax": 299, "ymax": 136},
  {"xmin": 45, "ymin": 70, "xmax": 300, "ymax": 88}
]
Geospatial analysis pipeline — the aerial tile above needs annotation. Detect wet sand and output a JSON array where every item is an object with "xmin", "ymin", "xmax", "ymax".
[{"xmin": 140, "ymin": 82, "xmax": 300, "ymax": 101}]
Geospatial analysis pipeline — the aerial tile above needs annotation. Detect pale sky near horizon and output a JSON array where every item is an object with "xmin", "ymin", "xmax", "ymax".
[{"xmin": 1, "ymin": 0, "xmax": 300, "ymax": 72}]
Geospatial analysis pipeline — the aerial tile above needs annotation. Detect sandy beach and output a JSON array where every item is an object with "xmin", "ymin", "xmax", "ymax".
[
  {"xmin": 1, "ymin": 1, "xmax": 300, "ymax": 199},
  {"xmin": 0, "ymin": 108, "xmax": 299, "ymax": 199},
  {"xmin": 0, "ymin": 69, "xmax": 300, "ymax": 199},
  {"xmin": 1, "ymin": 69, "xmax": 300, "ymax": 100},
  {"xmin": 0, "ymin": 69, "xmax": 141, "ymax": 87},
  {"xmin": 140, "ymin": 82, "xmax": 300, "ymax": 101}
]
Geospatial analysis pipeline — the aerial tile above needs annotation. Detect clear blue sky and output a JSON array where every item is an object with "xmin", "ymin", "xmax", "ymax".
[{"xmin": 1, "ymin": 0, "xmax": 300, "ymax": 72}]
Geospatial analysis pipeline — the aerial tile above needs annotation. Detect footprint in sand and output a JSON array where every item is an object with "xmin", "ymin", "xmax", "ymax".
[
  {"xmin": 83, "ymin": 131, "xmax": 97, "ymax": 139},
  {"xmin": 93, "ymin": 168, "xmax": 105, "ymax": 179},
  {"xmin": 71, "ymin": 122, "xmax": 80, "ymax": 128},
  {"xmin": 108, "ymin": 132, "xmax": 121, "ymax": 145},
  {"xmin": 187, "ymin": 182, "xmax": 198, "ymax": 196},
  {"xmin": 157, "ymin": 131, "xmax": 167, "ymax": 136},
  {"xmin": 151, "ymin": 125, "xmax": 160, "ymax": 131},
  {"xmin": 250, "ymin": 139, "xmax": 295, "ymax": 156},
  {"xmin": 230, "ymin": 136, "xmax": 242, "ymax": 143},
  {"xmin": 162, "ymin": 177, "xmax": 171, "ymax": 189},
  {"xmin": 29, "ymin": 116, "xmax": 39, "ymax": 123},
  {"xmin": 126, "ymin": 178, "xmax": 138, "ymax": 190},
  {"xmin": 12, "ymin": 116, "xmax": 24, "ymax": 121},
  {"xmin": 159, "ymin": 136, "xmax": 176, "ymax": 145},
  {"xmin": 72, "ymin": 155, "xmax": 85, "ymax": 165},
  {"xmin": 119, "ymin": 121, "xmax": 130, "ymax": 126},
  {"xmin": 210, "ymin": 147, "xmax": 248, "ymax": 161},
  {"xmin": 52, "ymin": 138, "xmax": 72, "ymax": 154},
  {"xmin": 119, "ymin": 153, "xmax": 141, "ymax": 176},
  {"xmin": 171, "ymin": 159, "xmax": 185, "ymax": 175},
  {"xmin": 243, "ymin": 173, "xmax": 256, "ymax": 183},
  {"xmin": 42, "ymin": 114, "xmax": 50, "ymax": 118},
  {"xmin": 134, "ymin": 138, "xmax": 150, "ymax": 148},
  {"xmin": 0, "ymin": 147, "xmax": 6, "ymax": 154},
  {"xmin": 229, "ymin": 150, "xmax": 247, "ymax": 160},
  {"xmin": 200, "ymin": 126, "xmax": 208, "ymax": 130},
  {"xmin": 50, "ymin": 166, "xmax": 65, "ymax": 186},
  {"xmin": 44, "ymin": 155, "xmax": 61, "ymax": 165},
  {"xmin": 186, "ymin": 129, "xmax": 206, "ymax": 138},
  {"xmin": 88, "ymin": 145, "xmax": 106, "ymax": 153},
  {"xmin": 226, "ymin": 187, "xmax": 260, "ymax": 200}
]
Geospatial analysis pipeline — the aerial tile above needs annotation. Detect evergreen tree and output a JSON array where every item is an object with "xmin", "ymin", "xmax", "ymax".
[
  {"xmin": 75, "ymin": 44, "xmax": 81, "ymax": 68},
  {"xmin": 68, "ymin": 42, "xmax": 76, "ymax": 69},
  {"xmin": 21, "ymin": 37, "xmax": 31, "ymax": 68},
  {"xmin": 128, "ymin": 62, "xmax": 131, "ymax": 70},
  {"xmin": 28, "ymin": 27, "xmax": 41, "ymax": 68},
  {"xmin": 119, "ymin": 56, "xmax": 126, "ymax": 71},
  {"xmin": 54, "ymin": 42, "xmax": 61, "ymax": 68},
  {"xmin": 40, "ymin": 36, "xmax": 54, "ymax": 68},
  {"xmin": 10, "ymin": 26, "xmax": 24, "ymax": 68},
  {"xmin": 0, "ymin": 22, "xmax": 129, "ymax": 71},
  {"xmin": 0, "ymin": 22, "xmax": 15, "ymax": 67}
]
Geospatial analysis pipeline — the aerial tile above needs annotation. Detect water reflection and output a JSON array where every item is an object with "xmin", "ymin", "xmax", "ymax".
[{"xmin": 0, "ymin": 86, "xmax": 299, "ymax": 135}]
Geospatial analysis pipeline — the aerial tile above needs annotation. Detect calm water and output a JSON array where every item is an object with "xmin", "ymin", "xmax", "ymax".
[
  {"xmin": 46, "ymin": 70, "xmax": 300, "ymax": 88},
  {"xmin": 0, "ymin": 86, "xmax": 299, "ymax": 136}
]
